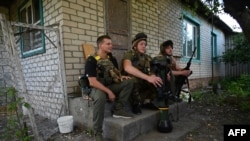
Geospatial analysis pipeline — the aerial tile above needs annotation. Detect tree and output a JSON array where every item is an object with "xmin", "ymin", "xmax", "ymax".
[
  {"xmin": 222, "ymin": 33, "xmax": 250, "ymax": 64},
  {"xmin": 181, "ymin": 0, "xmax": 250, "ymax": 63},
  {"xmin": 223, "ymin": 0, "xmax": 250, "ymax": 42},
  {"xmin": 182, "ymin": 0, "xmax": 249, "ymax": 41}
]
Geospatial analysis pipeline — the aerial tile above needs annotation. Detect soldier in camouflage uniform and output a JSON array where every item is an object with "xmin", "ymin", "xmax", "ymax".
[
  {"xmin": 159, "ymin": 40, "xmax": 191, "ymax": 101},
  {"xmin": 85, "ymin": 35, "xmax": 134, "ymax": 141},
  {"xmin": 121, "ymin": 32, "xmax": 163, "ymax": 114}
]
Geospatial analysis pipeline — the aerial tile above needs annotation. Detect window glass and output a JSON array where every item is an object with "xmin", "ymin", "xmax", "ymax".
[
  {"xmin": 212, "ymin": 33, "xmax": 217, "ymax": 62},
  {"xmin": 182, "ymin": 19, "xmax": 198, "ymax": 59},
  {"xmin": 19, "ymin": 0, "xmax": 44, "ymax": 58}
]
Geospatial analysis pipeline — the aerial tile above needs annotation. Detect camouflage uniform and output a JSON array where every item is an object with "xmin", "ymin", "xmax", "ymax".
[{"xmin": 121, "ymin": 50, "xmax": 156, "ymax": 106}]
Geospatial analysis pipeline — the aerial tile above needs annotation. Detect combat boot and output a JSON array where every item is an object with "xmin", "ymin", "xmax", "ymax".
[
  {"xmin": 113, "ymin": 102, "xmax": 133, "ymax": 118},
  {"xmin": 113, "ymin": 109, "xmax": 134, "ymax": 118},
  {"xmin": 132, "ymin": 104, "xmax": 142, "ymax": 114}
]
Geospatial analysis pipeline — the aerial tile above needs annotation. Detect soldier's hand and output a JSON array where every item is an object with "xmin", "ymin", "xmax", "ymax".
[
  {"xmin": 107, "ymin": 91, "xmax": 116, "ymax": 102},
  {"xmin": 147, "ymin": 75, "xmax": 163, "ymax": 87},
  {"xmin": 167, "ymin": 73, "xmax": 171, "ymax": 81},
  {"xmin": 182, "ymin": 70, "xmax": 192, "ymax": 77},
  {"xmin": 121, "ymin": 75, "xmax": 131, "ymax": 81}
]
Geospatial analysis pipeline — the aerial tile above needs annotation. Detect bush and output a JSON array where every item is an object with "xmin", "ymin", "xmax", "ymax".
[
  {"xmin": 0, "ymin": 87, "xmax": 31, "ymax": 141},
  {"xmin": 220, "ymin": 74, "xmax": 250, "ymax": 111}
]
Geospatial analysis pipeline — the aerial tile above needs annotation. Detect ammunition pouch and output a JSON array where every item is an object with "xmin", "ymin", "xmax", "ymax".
[
  {"xmin": 79, "ymin": 75, "xmax": 91, "ymax": 94},
  {"xmin": 96, "ymin": 58, "xmax": 122, "ymax": 86}
]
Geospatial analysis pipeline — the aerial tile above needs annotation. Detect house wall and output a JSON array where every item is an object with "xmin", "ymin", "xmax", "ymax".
[
  {"xmin": 60, "ymin": 0, "xmax": 105, "ymax": 94},
  {"xmin": 130, "ymin": 0, "xmax": 226, "ymax": 88},
  {"xmin": 0, "ymin": 24, "xmax": 6, "ymax": 88},
  {"xmin": 0, "ymin": 6, "xmax": 10, "ymax": 91},
  {"xmin": 0, "ymin": 0, "xmax": 67, "ymax": 119},
  {"xmin": 0, "ymin": 0, "xmax": 228, "ymax": 119}
]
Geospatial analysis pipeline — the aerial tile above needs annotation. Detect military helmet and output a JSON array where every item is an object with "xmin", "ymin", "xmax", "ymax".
[
  {"xmin": 132, "ymin": 32, "xmax": 147, "ymax": 48},
  {"xmin": 160, "ymin": 40, "xmax": 173, "ymax": 55}
]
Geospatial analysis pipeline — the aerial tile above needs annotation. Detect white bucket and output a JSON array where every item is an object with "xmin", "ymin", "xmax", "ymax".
[{"xmin": 57, "ymin": 115, "xmax": 74, "ymax": 133}]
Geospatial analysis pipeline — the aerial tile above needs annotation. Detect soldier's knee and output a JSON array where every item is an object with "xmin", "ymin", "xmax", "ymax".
[
  {"xmin": 123, "ymin": 79, "xmax": 134, "ymax": 87},
  {"xmin": 92, "ymin": 90, "xmax": 106, "ymax": 103}
]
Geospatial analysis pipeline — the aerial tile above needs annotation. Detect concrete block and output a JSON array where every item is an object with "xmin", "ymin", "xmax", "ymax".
[
  {"xmin": 68, "ymin": 96, "xmax": 189, "ymax": 141},
  {"xmin": 103, "ymin": 110, "xmax": 159, "ymax": 141},
  {"xmin": 68, "ymin": 96, "xmax": 114, "ymax": 129}
]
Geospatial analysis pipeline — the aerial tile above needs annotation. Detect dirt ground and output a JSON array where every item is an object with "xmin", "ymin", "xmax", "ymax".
[
  {"xmin": 47, "ymin": 93, "xmax": 250, "ymax": 141},
  {"xmin": 177, "ymin": 94, "xmax": 250, "ymax": 141}
]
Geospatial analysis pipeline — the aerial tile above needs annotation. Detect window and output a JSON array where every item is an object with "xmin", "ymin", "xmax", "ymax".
[
  {"xmin": 211, "ymin": 33, "xmax": 218, "ymax": 62},
  {"xmin": 18, "ymin": 0, "xmax": 44, "ymax": 58},
  {"xmin": 182, "ymin": 18, "xmax": 199, "ymax": 59}
]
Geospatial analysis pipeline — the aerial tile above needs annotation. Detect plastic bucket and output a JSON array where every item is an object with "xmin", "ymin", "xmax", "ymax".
[{"xmin": 57, "ymin": 115, "xmax": 73, "ymax": 133}]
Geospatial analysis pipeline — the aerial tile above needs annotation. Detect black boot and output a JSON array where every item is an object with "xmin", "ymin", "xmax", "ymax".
[{"xmin": 132, "ymin": 104, "xmax": 142, "ymax": 114}]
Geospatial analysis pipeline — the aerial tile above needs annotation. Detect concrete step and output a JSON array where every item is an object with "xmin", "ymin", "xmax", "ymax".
[
  {"xmin": 68, "ymin": 96, "xmax": 189, "ymax": 141},
  {"xmin": 103, "ymin": 102, "xmax": 189, "ymax": 141},
  {"xmin": 103, "ymin": 109, "xmax": 159, "ymax": 141}
]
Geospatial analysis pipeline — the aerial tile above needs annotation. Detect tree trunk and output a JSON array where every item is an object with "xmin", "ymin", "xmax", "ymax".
[{"xmin": 223, "ymin": 0, "xmax": 250, "ymax": 41}]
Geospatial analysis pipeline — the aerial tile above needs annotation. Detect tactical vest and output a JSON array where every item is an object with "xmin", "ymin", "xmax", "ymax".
[
  {"xmin": 126, "ymin": 50, "xmax": 152, "ymax": 75},
  {"xmin": 94, "ymin": 54, "xmax": 122, "ymax": 86}
]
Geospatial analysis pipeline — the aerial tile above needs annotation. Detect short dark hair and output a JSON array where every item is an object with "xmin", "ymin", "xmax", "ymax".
[
  {"xmin": 160, "ymin": 40, "xmax": 173, "ymax": 55},
  {"xmin": 97, "ymin": 35, "xmax": 111, "ymax": 46}
]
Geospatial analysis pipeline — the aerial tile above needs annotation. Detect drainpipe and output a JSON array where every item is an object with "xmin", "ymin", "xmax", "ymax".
[{"xmin": 211, "ymin": 0, "xmax": 214, "ymax": 85}]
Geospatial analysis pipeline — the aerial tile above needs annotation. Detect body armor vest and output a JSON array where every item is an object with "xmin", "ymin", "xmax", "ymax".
[
  {"xmin": 128, "ymin": 50, "xmax": 152, "ymax": 75},
  {"xmin": 94, "ymin": 55, "xmax": 122, "ymax": 86}
]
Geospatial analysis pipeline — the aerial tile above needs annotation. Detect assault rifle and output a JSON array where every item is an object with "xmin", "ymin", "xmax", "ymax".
[{"xmin": 175, "ymin": 47, "xmax": 196, "ymax": 103}]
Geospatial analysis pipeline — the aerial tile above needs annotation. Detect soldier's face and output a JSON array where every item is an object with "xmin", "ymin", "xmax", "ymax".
[
  {"xmin": 165, "ymin": 46, "xmax": 173, "ymax": 56},
  {"xmin": 100, "ymin": 38, "xmax": 113, "ymax": 53},
  {"xmin": 136, "ymin": 40, "xmax": 147, "ymax": 54}
]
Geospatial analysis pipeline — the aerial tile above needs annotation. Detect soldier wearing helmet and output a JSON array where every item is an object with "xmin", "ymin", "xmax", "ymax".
[{"xmin": 121, "ymin": 32, "xmax": 163, "ymax": 114}]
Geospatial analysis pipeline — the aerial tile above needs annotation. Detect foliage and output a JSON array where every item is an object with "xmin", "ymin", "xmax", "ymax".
[
  {"xmin": 192, "ymin": 74, "xmax": 250, "ymax": 111},
  {"xmin": 222, "ymin": 33, "xmax": 250, "ymax": 64},
  {"xmin": 0, "ymin": 87, "xmax": 31, "ymax": 141},
  {"xmin": 181, "ymin": 0, "xmax": 223, "ymax": 16},
  {"xmin": 84, "ymin": 128, "xmax": 94, "ymax": 137},
  {"xmin": 222, "ymin": 74, "xmax": 250, "ymax": 96},
  {"xmin": 191, "ymin": 89, "xmax": 226, "ymax": 106},
  {"xmin": 220, "ymin": 74, "xmax": 250, "ymax": 111},
  {"xmin": 202, "ymin": 0, "xmax": 222, "ymax": 14}
]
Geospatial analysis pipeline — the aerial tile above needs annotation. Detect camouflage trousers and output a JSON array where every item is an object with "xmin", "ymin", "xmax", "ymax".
[{"xmin": 130, "ymin": 77, "xmax": 156, "ymax": 106}]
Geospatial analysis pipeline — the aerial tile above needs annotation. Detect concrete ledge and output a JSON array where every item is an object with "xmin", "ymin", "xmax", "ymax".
[
  {"xmin": 68, "ymin": 96, "xmax": 189, "ymax": 141},
  {"xmin": 104, "ymin": 110, "xmax": 159, "ymax": 141},
  {"xmin": 68, "ymin": 96, "xmax": 115, "ymax": 128}
]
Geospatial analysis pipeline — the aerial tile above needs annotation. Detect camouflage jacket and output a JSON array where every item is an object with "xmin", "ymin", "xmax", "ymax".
[{"xmin": 122, "ymin": 49, "xmax": 152, "ymax": 75}]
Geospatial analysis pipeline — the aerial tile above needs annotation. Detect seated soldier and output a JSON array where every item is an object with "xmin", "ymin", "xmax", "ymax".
[
  {"xmin": 159, "ymin": 40, "xmax": 192, "ymax": 101},
  {"xmin": 121, "ymin": 32, "xmax": 163, "ymax": 114},
  {"xmin": 85, "ymin": 35, "xmax": 134, "ymax": 141}
]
